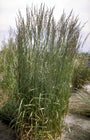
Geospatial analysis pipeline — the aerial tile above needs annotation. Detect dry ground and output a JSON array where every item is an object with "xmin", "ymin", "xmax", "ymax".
[{"xmin": 62, "ymin": 113, "xmax": 90, "ymax": 140}]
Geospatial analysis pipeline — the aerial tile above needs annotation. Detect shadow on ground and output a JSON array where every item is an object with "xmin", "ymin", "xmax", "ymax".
[{"xmin": 0, "ymin": 121, "xmax": 16, "ymax": 140}]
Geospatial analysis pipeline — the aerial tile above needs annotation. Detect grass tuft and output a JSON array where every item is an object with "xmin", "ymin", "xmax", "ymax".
[{"xmin": 0, "ymin": 4, "xmax": 84, "ymax": 140}]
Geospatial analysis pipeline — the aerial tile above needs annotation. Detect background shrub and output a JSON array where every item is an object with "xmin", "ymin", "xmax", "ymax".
[{"xmin": 72, "ymin": 54, "xmax": 90, "ymax": 89}]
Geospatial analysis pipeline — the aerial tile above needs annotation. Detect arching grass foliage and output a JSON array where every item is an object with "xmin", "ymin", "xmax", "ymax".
[{"xmin": 0, "ymin": 4, "xmax": 82, "ymax": 140}]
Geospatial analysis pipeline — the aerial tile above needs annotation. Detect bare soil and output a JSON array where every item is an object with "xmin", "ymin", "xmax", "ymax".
[{"xmin": 62, "ymin": 113, "xmax": 90, "ymax": 140}]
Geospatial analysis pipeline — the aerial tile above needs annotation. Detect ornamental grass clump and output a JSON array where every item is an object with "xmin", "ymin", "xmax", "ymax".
[
  {"xmin": 72, "ymin": 54, "xmax": 90, "ymax": 89},
  {"xmin": 69, "ymin": 90, "xmax": 90, "ymax": 116},
  {"xmin": 0, "ymin": 4, "xmax": 82, "ymax": 140}
]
